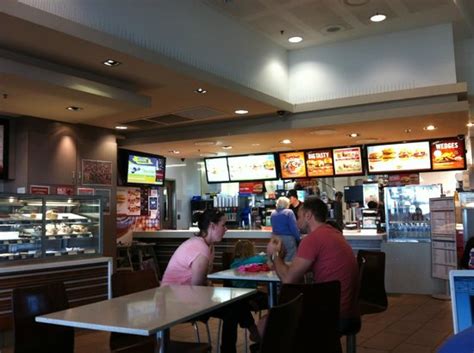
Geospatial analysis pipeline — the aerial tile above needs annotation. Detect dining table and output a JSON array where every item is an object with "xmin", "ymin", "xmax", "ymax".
[
  {"xmin": 207, "ymin": 268, "xmax": 281, "ymax": 307},
  {"xmin": 36, "ymin": 285, "xmax": 256, "ymax": 353}
]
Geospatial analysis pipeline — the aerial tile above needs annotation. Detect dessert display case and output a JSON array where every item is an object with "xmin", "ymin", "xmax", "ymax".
[{"xmin": 0, "ymin": 194, "xmax": 102, "ymax": 262}]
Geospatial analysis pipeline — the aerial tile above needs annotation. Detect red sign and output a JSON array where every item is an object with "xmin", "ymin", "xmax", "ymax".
[
  {"xmin": 387, "ymin": 173, "xmax": 419, "ymax": 186},
  {"xmin": 431, "ymin": 137, "xmax": 466, "ymax": 171},
  {"xmin": 29, "ymin": 185, "xmax": 50, "ymax": 195},
  {"xmin": 56, "ymin": 186, "xmax": 74, "ymax": 196},
  {"xmin": 239, "ymin": 182, "xmax": 264, "ymax": 194}
]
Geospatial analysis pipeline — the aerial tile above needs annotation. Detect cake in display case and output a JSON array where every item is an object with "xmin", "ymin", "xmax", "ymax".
[{"xmin": 0, "ymin": 194, "xmax": 102, "ymax": 262}]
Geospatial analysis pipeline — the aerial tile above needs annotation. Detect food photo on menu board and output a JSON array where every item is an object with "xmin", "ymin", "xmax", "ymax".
[
  {"xmin": 367, "ymin": 141, "xmax": 431, "ymax": 173},
  {"xmin": 205, "ymin": 157, "xmax": 230, "ymax": 183},
  {"xmin": 279, "ymin": 151, "xmax": 307, "ymax": 179},
  {"xmin": 305, "ymin": 149, "xmax": 334, "ymax": 177},
  {"xmin": 431, "ymin": 137, "xmax": 466, "ymax": 171},
  {"xmin": 333, "ymin": 147, "xmax": 363, "ymax": 175},
  {"xmin": 227, "ymin": 154, "xmax": 277, "ymax": 181}
]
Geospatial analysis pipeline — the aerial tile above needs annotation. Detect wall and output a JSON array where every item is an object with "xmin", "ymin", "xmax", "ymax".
[
  {"xmin": 1, "ymin": 117, "xmax": 117, "ymax": 257},
  {"xmin": 289, "ymin": 24, "xmax": 457, "ymax": 104},
  {"xmin": 165, "ymin": 157, "xmax": 202, "ymax": 230}
]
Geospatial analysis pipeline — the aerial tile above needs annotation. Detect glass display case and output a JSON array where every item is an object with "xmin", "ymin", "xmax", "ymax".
[
  {"xmin": 384, "ymin": 184, "xmax": 441, "ymax": 242},
  {"xmin": 0, "ymin": 194, "xmax": 102, "ymax": 262}
]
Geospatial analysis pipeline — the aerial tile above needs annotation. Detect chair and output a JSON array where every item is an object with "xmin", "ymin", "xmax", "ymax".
[
  {"xmin": 357, "ymin": 250, "xmax": 388, "ymax": 315},
  {"xmin": 110, "ymin": 270, "xmax": 211, "ymax": 353},
  {"xmin": 278, "ymin": 281, "xmax": 343, "ymax": 353},
  {"xmin": 12, "ymin": 282, "xmax": 74, "ymax": 353},
  {"xmin": 254, "ymin": 293, "xmax": 303, "ymax": 353}
]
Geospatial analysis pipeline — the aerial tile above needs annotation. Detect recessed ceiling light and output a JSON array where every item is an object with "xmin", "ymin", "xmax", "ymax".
[
  {"xmin": 194, "ymin": 88, "xmax": 207, "ymax": 94},
  {"xmin": 370, "ymin": 13, "xmax": 386, "ymax": 22},
  {"xmin": 467, "ymin": 122, "xmax": 474, "ymax": 127},
  {"xmin": 309, "ymin": 129, "xmax": 337, "ymax": 135},
  {"xmin": 222, "ymin": 145, "xmax": 233, "ymax": 150},
  {"xmin": 423, "ymin": 125, "xmax": 437, "ymax": 131},
  {"xmin": 235, "ymin": 109, "xmax": 248, "ymax": 115},
  {"xmin": 288, "ymin": 36, "xmax": 303, "ymax": 43},
  {"xmin": 194, "ymin": 141, "xmax": 216, "ymax": 146},
  {"xmin": 348, "ymin": 133, "xmax": 359, "ymax": 138},
  {"xmin": 168, "ymin": 150, "xmax": 180, "ymax": 154},
  {"xmin": 66, "ymin": 106, "xmax": 83, "ymax": 111},
  {"xmin": 405, "ymin": 128, "xmax": 412, "ymax": 133},
  {"xmin": 103, "ymin": 59, "xmax": 121, "ymax": 67},
  {"xmin": 280, "ymin": 139, "xmax": 292, "ymax": 144},
  {"xmin": 115, "ymin": 126, "xmax": 128, "ymax": 130}
]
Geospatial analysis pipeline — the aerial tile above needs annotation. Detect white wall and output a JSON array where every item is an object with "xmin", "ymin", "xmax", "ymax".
[
  {"xmin": 165, "ymin": 158, "xmax": 202, "ymax": 229},
  {"xmin": 18, "ymin": 0, "xmax": 289, "ymax": 101},
  {"xmin": 419, "ymin": 171, "xmax": 459, "ymax": 196},
  {"xmin": 289, "ymin": 24, "xmax": 457, "ymax": 104}
]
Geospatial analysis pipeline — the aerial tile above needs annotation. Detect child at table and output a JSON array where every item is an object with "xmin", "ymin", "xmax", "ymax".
[{"xmin": 231, "ymin": 240, "xmax": 269, "ymax": 312}]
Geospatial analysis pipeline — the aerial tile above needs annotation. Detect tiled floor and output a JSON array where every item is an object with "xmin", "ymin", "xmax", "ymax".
[{"xmin": 2, "ymin": 294, "xmax": 454, "ymax": 353}]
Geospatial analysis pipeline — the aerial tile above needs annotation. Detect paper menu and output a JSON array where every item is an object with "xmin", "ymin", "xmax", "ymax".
[{"xmin": 333, "ymin": 147, "xmax": 363, "ymax": 175}]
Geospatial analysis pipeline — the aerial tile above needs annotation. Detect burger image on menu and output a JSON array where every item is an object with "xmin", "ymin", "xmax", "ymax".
[
  {"xmin": 413, "ymin": 149, "xmax": 427, "ymax": 158},
  {"xmin": 368, "ymin": 151, "xmax": 383, "ymax": 162},
  {"xmin": 398, "ymin": 148, "xmax": 413, "ymax": 159},
  {"xmin": 382, "ymin": 148, "xmax": 397, "ymax": 160}
]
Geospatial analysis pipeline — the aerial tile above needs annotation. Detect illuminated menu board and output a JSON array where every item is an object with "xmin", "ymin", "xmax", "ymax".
[
  {"xmin": 204, "ymin": 157, "xmax": 230, "ymax": 183},
  {"xmin": 279, "ymin": 151, "xmax": 307, "ymax": 179},
  {"xmin": 228, "ymin": 154, "xmax": 277, "ymax": 181},
  {"xmin": 305, "ymin": 149, "xmax": 334, "ymax": 177},
  {"xmin": 431, "ymin": 137, "xmax": 466, "ymax": 171},
  {"xmin": 367, "ymin": 141, "xmax": 431, "ymax": 174},
  {"xmin": 333, "ymin": 147, "xmax": 363, "ymax": 176}
]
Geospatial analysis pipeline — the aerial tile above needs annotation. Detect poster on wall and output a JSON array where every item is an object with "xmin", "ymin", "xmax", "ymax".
[
  {"xmin": 126, "ymin": 188, "xmax": 141, "ymax": 216},
  {"xmin": 29, "ymin": 185, "xmax": 50, "ymax": 195},
  {"xmin": 333, "ymin": 147, "xmax": 363, "ymax": 176},
  {"xmin": 305, "ymin": 149, "xmax": 334, "ymax": 177},
  {"xmin": 116, "ymin": 188, "xmax": 128, "ymax": 215},
  {"xmin": 431, "ymin": 137, "xmax": 467, "ymax": 171},
  {"xmin": 82, "ymin": 159, "xmax": 113, "ymax": 186},
  {"xmin": 204, "ymin": 157, "xmax": 230, "ymax": 183},
  {"xmin": 94, "ymin": 188, "xmax": 111, "ymax": 215},
  {"xmin": 56, "ymin": 186, "xmax": 74, "ymax": 196},
  {"xmin": 367, "ymin": 141, "xmax": 431, "ymax": 173},
  {"xmin": 279, "ymin": 152, "xmax": 307, "ymax": 179}
]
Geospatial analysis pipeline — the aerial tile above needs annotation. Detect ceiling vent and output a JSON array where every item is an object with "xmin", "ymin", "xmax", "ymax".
[
  {"xmin": 175, "ymin": 106, "xmax": 226, "ymax": 120},
  {"xmin": 122, "ymin": 119, "xmax": 161, "ymax": 129},
  {"xmin": 147, "ymin": 114, "xmax": 193, "ymax": 124}
]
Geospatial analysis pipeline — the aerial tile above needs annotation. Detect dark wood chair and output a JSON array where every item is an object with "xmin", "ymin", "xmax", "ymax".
[
  {"xmin": 111, "ymin": 270, "xmax": 211, "ymax": 353},
  {"xmin": 279, "ymin": 281, "xmax": 343, "ymax": 353},
  {"xmin": 12, "ymin": 282, "xmax": 74, "ymax": 353},
  {"xmin": 357, "ymin": 250, "xmax": 388, "ymax": 315},
  {"xmin": 254, "ymin": 293, "xmax": 303, "ymax": 353}
]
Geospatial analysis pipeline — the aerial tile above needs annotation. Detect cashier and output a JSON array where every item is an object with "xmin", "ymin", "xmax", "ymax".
[{"xmin": 287, "ymin": 189, "xmax": 303, "ymax": 219}]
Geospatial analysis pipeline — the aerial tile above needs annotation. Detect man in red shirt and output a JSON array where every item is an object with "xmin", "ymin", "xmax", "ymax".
[{"xmin": 268, "ymin": 196, "xmax": 359, "ymax": 323}]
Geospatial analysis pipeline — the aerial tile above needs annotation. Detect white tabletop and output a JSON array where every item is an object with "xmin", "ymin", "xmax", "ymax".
[
  {"xmin": 36, "ymin": 285, "xmax": 256, "ymax": 336},
  {"xmin": 208, "ymin": 268, "xmax": 280, "ymax": 282}
]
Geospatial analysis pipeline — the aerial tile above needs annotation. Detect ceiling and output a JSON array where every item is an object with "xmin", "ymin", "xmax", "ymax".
[
  {"xmin": 203, "ymin": 0, "xmax": 474, "ymax": 49},
  {"xmin": 0, "ymin": 1, "xmax": 473, "ymax": 160}
]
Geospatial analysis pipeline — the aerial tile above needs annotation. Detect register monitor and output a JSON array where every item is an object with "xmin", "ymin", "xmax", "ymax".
[{"xmin": 449, "ymin": 270, "xmax": 474, "ymax": 333}]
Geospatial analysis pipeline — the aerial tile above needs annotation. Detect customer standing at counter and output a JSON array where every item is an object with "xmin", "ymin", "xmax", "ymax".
[
  {"xmin": 288, "ymin": 189, "xmax": 303, "ymax": 219},
  {"xmin": 161, "ymin": 209, "xmax": 260, "ymax": 353},
  {"xmin": 271, "ymin": 196, "xmax": 300, "ymax": 261},
  {"xmin": 267, "ymin": 196, "xmax": 359, "ymax": 329}
]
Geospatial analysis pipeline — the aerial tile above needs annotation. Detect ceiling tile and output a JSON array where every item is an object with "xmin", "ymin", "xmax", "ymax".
[
  {"xmin": 345, "ymin": 0, "xmax": 398, "ymax": 25},
  {"xmin": 400, "ymin": 0, "xmax": 450, "ymax": 14},
  {"xmin": 203, "ymin": 0, "xmax": 268, "ymax": 19},
  {"xmin": 289, "ymin": 1, "xmax": 352, "ymax": 33}
]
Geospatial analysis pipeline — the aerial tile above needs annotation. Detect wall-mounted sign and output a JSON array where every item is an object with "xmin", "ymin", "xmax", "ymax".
[
  {"xmin": 239, "ymin": 182, "xmax": 264, "ymax": 194},
  {"xmin": 204, "ymin": 157, "xmax": 230, "ymax": 183},
  {"xmin": 305, "ymin": 149, "xmax": 334, "ymax": 177},
  {"xmin": 279, "ymin": 151, "xmax": 307, "ymax": 179},
  {"xmin": 228, "ymin": 154, "xmax": 277, "ymax": 181},
  {"xmin": 431, "ymin": 137, "xmax": 466, "ymax": 171},
  {"xmin": 367, "ymin": 141, "xmax": 431, "ymax": 174},
  {"xmin": 333, "ymin": 147, "xmax": 363, "ymax": 176}
]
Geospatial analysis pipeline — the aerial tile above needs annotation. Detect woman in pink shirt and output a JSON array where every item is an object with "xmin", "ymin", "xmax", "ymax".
[{"xmin": 162, "ymin": 209, "xmax": 259, "ymax": 353}]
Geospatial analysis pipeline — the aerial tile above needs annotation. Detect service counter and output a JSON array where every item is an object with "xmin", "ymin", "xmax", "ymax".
[{"xmin": 133, "ymin": 229, "xmax": 384, "ymax": 272}]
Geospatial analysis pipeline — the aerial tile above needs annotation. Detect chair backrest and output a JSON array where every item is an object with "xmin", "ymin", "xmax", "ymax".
[
  {"xmin": 12, "ymin": 282, "xmax": 74, "ymax": 353},
  {"xmin": 278, "ymin": 281, "xmax": 342, "ymax": 353},
  {"xmin": 260, "ymin": 294, "xmax": 303, "ymax": 353},
  {"xmin": 357, "ymin": 250, "xmax": 388, "ymax": 309},
  {"xmin": 222, "ymin": 251, "xmax": 234, "ymax": 270},
  {"xmin": 112, "ymin": 269, "xmax": 159, "ymax": 297}
]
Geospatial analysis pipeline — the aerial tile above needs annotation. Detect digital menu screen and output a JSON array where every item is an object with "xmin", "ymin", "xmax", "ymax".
[
  {"xmin": 367, "ymin": 141, "xmax": 431, "ymax": 174},
  {"xmin": 306, "ymin": 149, "xmax": 334, "ymax": 177},
  {"xmin": 333, "ymin": 147, "xmax": 363, "ymax": 175},
  {"xmin": 127, "ymin": 153, "xmax": 165, "ymax": 186},
  {"xmin": 279, "ymin": 152, "xmax": 307, "ymax": 179},
  {"xmin": 204, "ymin": 157, "xmax": 230, "ymax": 183},
  {"xmin": 228, "ymin": 154, "xmax": 277, "ymax": 181},
  {"xmin": 431, "ymin": 137, "xmax": 466, "ymax": 171}
]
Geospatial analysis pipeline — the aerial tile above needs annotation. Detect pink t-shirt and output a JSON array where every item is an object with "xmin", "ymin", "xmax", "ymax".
[
  {"xmin": 297, "ymin": 224, "xmax": 359, "ymax": 319},
  {"xmin": 161, "ymin": 236, "xmax": 213, "ymax": 285}
]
